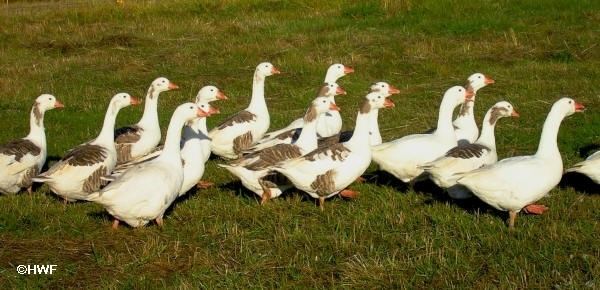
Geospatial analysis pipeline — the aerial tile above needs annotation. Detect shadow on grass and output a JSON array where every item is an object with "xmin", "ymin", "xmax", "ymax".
[
  {"xmin": 559, "ymin": 172, "xmax": 600, "ymax": 194},
  {"xmin": 578, "ymin": 143, "xmax": 600, "ymax": 158}
]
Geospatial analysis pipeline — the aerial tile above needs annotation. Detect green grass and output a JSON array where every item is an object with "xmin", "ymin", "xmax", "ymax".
[{"xmin": 1, "ymin": 0, "xmax": 599, "ymax": 288}]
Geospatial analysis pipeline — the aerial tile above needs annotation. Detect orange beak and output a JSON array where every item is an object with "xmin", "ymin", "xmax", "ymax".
[
  {"xmin": 388, "ymin": 85, "xmax": 401, "ymax": 95},
  {"xmin": 336, "ymin": 86, "xmax": 347, "ymax": 95},
  {"xmin": 574, "ymin": 101, "xmax": 585, "ymax": 112},
  {"xmin": 511, "ymin": 109, "xmax": 520, "ymax": 117},
  {"xmin": 271, "ymin": 67, "xmax": 281, "ymax": 74},
  {"xmin": 484, "ymin": 76, "xmax": 495, "ymax": 85},
  {"xmin": 344, "ymin": 66, "xmax": 354, "ymax": 74},
  {"xmin": 168, "ymin": 82, "xmax": 179, "ymax": 90},
  {"xmin": 329, "ymin": 102, "xmax": 341, "ymax": 111},
  {"xmin": 54, "ymin": 100, "xmax": 65, "ymax": 109},
  {"xmin": 197, "ymin": 108, "xmax": 209, "ymax": 117},
  {"xmin": 208, "ymin": 105, "xmax": 220, "ymax": 115},
  {"xmin": 384, "ymin": 98, "xmax": 395, "ymax": 108},
  {"xmin": 130, "ymin": 96, "xmax": 141, "ymax": 105},
  {"xmin": 217, "ymin": 91, "xmax": 228, "ymax": 100}
]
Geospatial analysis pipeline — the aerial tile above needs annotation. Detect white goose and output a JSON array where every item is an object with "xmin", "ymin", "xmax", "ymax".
[
  {"xmin": 209, "ymin": 62, "xmax": 280, "ymax": 159},
  {"xmin": 273, "ymin": 92, "xmax": 395, "ymax": 210},
  {"xmin": 456, "ymin": 97, "xmax": 585, "ymax": 228},
  {"xmin": 566, "ymin": 151, "xmax": 600, "ymax": 184},
  {"xmin": 260, "ymin": 63, "xmax": 354, "ymax": 140},
  {"xmin": 114, "ymin": 77, "xmax": 178, "ymax": 164},
  {"xmin": 372, "ymin": 86, "xmax": 473, "ymax": 183},
  {"xmin": 0, "ymin": 94, "xmax": 64, "ymax": 194},
  {"xmin": 317, "ymin": 81, "xmax": 400, "ymax": 147},
  {"xmin": 33, "ymin": 93, "xmax": 140, "ymax": 202},
  {"xmin": 219, "ymin": 96, "xmax": 340, "ymax": 203},
  {"xmin": 453, "ymin": 73, "xmax": 495, "ymax": 144},
  {"xmin": 246, "ymin": 83, "xmax": 345, "ymax": 153},
  {"xmin": 421, "ymin": 101, "xmax": 519, "ymax": 199},
  {"xmin": 87, "ymin": 103, "xmax": 212, "ymax": 228}
]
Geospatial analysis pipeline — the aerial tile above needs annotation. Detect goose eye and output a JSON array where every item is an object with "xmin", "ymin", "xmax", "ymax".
[
  {"xmin": 478, "ymin": 76, "xmax": 482, "ymax": 78},
  {"xmin": 189, "ymin": 106, "xmax": 194, "ymax": 109},
  {"xmin": 459, "ymin": 89, "xmax": 463, "ymax": 92},
  {"xmin": 122, "ymin": 95, "xmax": 126, "ymax": 98},
  {"xmin": 48, "ymin": 97, "xmax": 52, "ymax": 100},
  {"xmin": 338, "ymin": 65, "xmax": 342, "ymax": 69},
  {"xmin": 162, "ymin": 80, "xmax": 166, "ymax": 83},
  {"xmin": 381, "ymin": 85, "xmax": 385, "ymax": 88},
  {"xmin": 322, "ymin": 100, "xmax": 326, "ymax": 103},
  {"xmin": 569, "ymin": 100, "xmax": 573, "ymax": 104},
  {"xmin": 210, "ymin": 89, "xmax": 214, "ymax": 92}
]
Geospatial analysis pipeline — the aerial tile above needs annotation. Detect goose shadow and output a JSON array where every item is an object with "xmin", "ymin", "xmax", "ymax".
[
  {"xmin": 87, "ymin": 210, "xmax": 113, "ymax": 222},
  {"xmin": 559, "ymin": 172, "xmax": 599, "ymax": 194},
  {"xmin": 578, "ymin": 143, "xmax": 600, "ymax": 158}
]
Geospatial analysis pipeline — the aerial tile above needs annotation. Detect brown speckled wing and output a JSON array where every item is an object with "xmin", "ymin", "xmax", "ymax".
[
  {"xmin": 245, "ymin": 144, "xmax": 303, "ymax": 171},
  {"xmin": 445, "ymin": 143, "xmax": 490, "ymax": 159},
  {"xmin": 0, "ymin": 139, "xmax": 41, "ymax": 162},
  {"xmin": 233, "ymin": 131, "xmax": 254, "ymax": 156},
  {"xmin": 62, "ymin": 144, "xmax": 108, "ymax": 166},
  {"xmin": 217, "ymin": 110, "xmax": 256, "ymax": 130},
  {"xmin": 115, "ymin": 125, "xmax": 143, "ymax": 144},
  {"xmin": 304, "ymin": 143, "xmax": 351, "ymax": 162},
  {"xmin": 19, "ymin": 167, "xmax": 39, "ymax": 189},
  {"xmin": 310, "ymin": 169, "xmax": 336, "ymax": 195},
  {"xmin": 82, "ymin": 165, "xmax": 107, "ymax": 193}
]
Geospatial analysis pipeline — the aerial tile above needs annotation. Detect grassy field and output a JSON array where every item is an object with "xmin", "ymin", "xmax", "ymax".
[{"xmin": 1, "ymin": 0, "xmax": 599, "ymax": 288}]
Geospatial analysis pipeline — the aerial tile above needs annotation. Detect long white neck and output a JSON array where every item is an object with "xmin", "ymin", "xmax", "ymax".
[
  {"xmin": 26, "ymin": 104, "xmax": 46, "ymax": 147},
  {"xmin": 95, "ymin": 102, "xmax": 121, "ymax": 145},
  {"xmin": 345, "ymin": 111, "xmax": 372, "ymax": 150},
  {"xmin": 475, "ymin": 110, "xmax": 497, "ymax": 149},
  {"xmin": 159, "ymin": 115, "xmax": 189, "ymax": 162},
  {"xmin": 294, "ymin": 113, "xmax": 319, "ymax": 153},
  {"xmin": 456, "ymin": 98, "xmax": 475, "ymax": 120},
  {"xmin": 435, "ymin": 96, "xmax": 460, "ymax": 138},
  {"xmin": 324, "ymin": 73, "xmax": 338, "ymax": 84},
  {"xmin": 247, "ymin": 73, "xmax": 267, "ymax": 113},
  {"xmin": 535, "ymin": 107, "xmax": 566, "ymax": 158},
  {"xmin": 369, "ymin": 109, "xmax": 382, "ymax": 146},
  {"xmin": 138, "ymin": 86, "xmax": 160, "ymax": 128}
]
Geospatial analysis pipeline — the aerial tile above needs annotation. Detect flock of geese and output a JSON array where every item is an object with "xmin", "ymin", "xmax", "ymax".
[{"xmin": 0, "ymin": 62, "xmax": 596, "ymax": 229}]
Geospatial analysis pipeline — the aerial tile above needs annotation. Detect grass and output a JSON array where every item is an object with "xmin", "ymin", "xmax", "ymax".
[{"xmin": 0, "ymin": 0, "xmax": 599, "ymax": 288}]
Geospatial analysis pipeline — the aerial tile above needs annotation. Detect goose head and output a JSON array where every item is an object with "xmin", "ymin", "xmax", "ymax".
[
  {"xmin": 555, "ymin": 97, "xmax": 585, "ymax": 117},
  {"xmin": 360, "ymin": 92, "xmax": 395, "ymax": 114},
  {"xmin": 444, "ymin": 86, "xmax": 474, "ymax": 108},
  {"xmin": 318, "ymin": 82, "xmax": 346, "ymax": 97},
  {"xmin": 151, "ymin": 77, "xmax": 179, "ymax": 93},
  {"xmin": 326, "ymin": 63, "xmax": 354, "ymax": 82},
  {"xmin": 176, "ymin": 103, "xmax": 215, "ymax": 124},
  {"xmin": 35, "ymin": 94, "xmax": 64, "ymax": 112},
  {"xmin": 467, "ymin": 73, "xmax": 494, "ymax": 93},
  {"xmin": 304, "ymin": 96, "xmax": 340, "ymax": 123},
  {"xmin": 255, "ymin": 62, "xmax": 281, "ymax": 79},
  {"xmin": 195, "ymin": 85, "xmax": 228, "ymax": 103},
  {"xmin": 110, "ymin": 93, "xmax": 140, "ymax": 114},
  {"xmin": 488, "ymin": 101, "xmax": 519, "ymax": 125},
  {"xmin": 370, "ymin": 82, "xmax": 400, "ymax": 97},
  {"xmin": 196, "ymin": 101, "xmax": 221, "ymax": 117}
]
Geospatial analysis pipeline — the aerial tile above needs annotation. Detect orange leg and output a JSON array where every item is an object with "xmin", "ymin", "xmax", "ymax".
[
  {"xmin": 112, "ymin": 219, "xmax": 120, "ymax": 230},
  {"xmin": 508, "ymin": 210, "xmax": 517, "ymax": 229},
  {"xmin": 340, "ymin": 189, "xmax": 359, "ymax": 199},
  {"xmin": 196, "ymin": 180, "xmax": 214, "ymax": 189},
  {"xmin": 354, "ymin": 176, "xmax": 366, "ymax": 183},
  {"xmin": 155, "ymin": 217, "xmax": 164, "ymax": 228}
]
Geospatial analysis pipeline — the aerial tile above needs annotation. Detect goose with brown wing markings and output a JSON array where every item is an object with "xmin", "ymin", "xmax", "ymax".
[
  {"xmin": 273, "ymin": 92, "xmax": 394, "ymax": 210},
  {"xmin": 219, "ymin": 96, "xmax": 339, "ymax": 202},
  {"xmin": 209, "ymin": 62, "xmax": 280, "ymax": 159},
  {"xmin": 0, "ymin": 94, "xmax": 64, "ymax": 194},
  {"xmin": 33, "ymin": 93, "xmax": 139, "ymax": 202}
]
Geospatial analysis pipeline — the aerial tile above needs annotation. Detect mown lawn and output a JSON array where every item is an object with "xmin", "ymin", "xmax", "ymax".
[{"xmin": 0, "ymin": 0, "xmax": 599, "ymax": 288}]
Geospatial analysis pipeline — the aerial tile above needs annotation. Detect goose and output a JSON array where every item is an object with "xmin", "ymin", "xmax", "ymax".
[
  {"xmin": 246, "ymin": 83, "xmax": 346, "ymax": 153},
  {"xmin": 317, "ymin": 81, "xmax": 401, "ymax": 147},
  {"xmin": 456, "ymin": 97, "xmax": 585, "ymax": 228},
  {"xmin": 273, "ymin": 92, "xmax": 395, "ymax": 210},
  {"xmin": 453, "ymin": 73, "xmax": 495, "ymax": 144},
  {"xmin": 88, "ymin": 103, "xmax": 212, "ymax": 228},
  {"xmin": 33, "ymin": 93, "xmax": 140, "ymax": 202},
  {"xmin": 260, "ymin": 63, "xmax": 354, "ymax": 140},
  {"xmin": 421, "ymin": 101, "xmax": 519, "ymax": 199},
  {"xmin": 209, "ymin": 62, "xmax": 280, "ymax": 159},
  {"xmin": 219, "ymin": 96, "xmax": 340, "ymax": 203},
  {"xmin": 566, "ymin": 151, "xmax": 600, "ymax": 184},
  {"xmin": 88, "ymin": 103, "xmax": 210, "ymax": 229},
  {"xmin": 0, "ymin": 94, "xmax": 64, "ymax": 194},
  {"xmin": 372, "ymin": 86, "xmax": 474, "ymax": 184},
  {"xmin": 114, "ymin": 77, "xmax": 178, "ymax": 164}
]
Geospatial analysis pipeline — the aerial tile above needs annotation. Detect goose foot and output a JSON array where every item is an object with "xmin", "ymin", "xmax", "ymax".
[
  {"xmin": 319, "ymin": 196, "xmax": 325, "ymax": 211},
  {"xmin": 27, "ymin": 186, "xmax": 33, "ymax": 194},
  {"xmin": 508, "ymin": 210, "xmax": 517, "ymax": 229},
  {"xmin": 112, "ymin": 219, "xmax": 120, "ymax": 230},
  {"xmin": 155, "ymin": 217, "xmax": 164, "ymax": 228},
  {"xmin": 196, "ymin": 180, "xmax": 214, "ymax": 189},
  {"xmin": 260, "ymin": 189, "xmax": 271, "ymax": 205},
  {"xmin": 340, "ymin": 189, "xmax": 359, "ymax": 199},
  {"xmin": 354, "ymin": 176, "xmax": 366, "ymax": 183},
  {"xmin": 523, "ymin": 204, "xmax": 548, "ymax": 215}
]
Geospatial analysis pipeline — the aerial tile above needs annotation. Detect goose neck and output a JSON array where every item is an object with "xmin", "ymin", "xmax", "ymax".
[
  {"xmin": 95, "ymin": 102, "xmax": 121, "ymax": 145},
  {"xmin": 294, "ymin": 116, "xmax": 319, "ymax": 153},
  {"xmin": 346, "ymin": 111, "xmax": 372, "ymax": 149},
  {"xmin": 138, "ymin": 87, "xmax": 160, "ymax": 128},
  {"xmin": 27, "ymin": 104, "xmax": 46, "ymax": 146},
  {"xmin": 369, "ymin": 109, "xmax": 382, "ymax": 146},
  {"xmin": 535, "ymin": 107, "xmax": 566, "ymax": 158},
  {"xmin": 247, "ymin": 73, "xmax": 267, "ymax": 113},
  {"xmin": 435, "ymin": 97, "xmax": 460, "ymax": 137},
  {"xmin": 159, "ymin": 115, "xmax": 189, "ymax": 161},
  {"xmin": 476, "ymin": 112, "xmax": 496, "ymax": 149}
]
